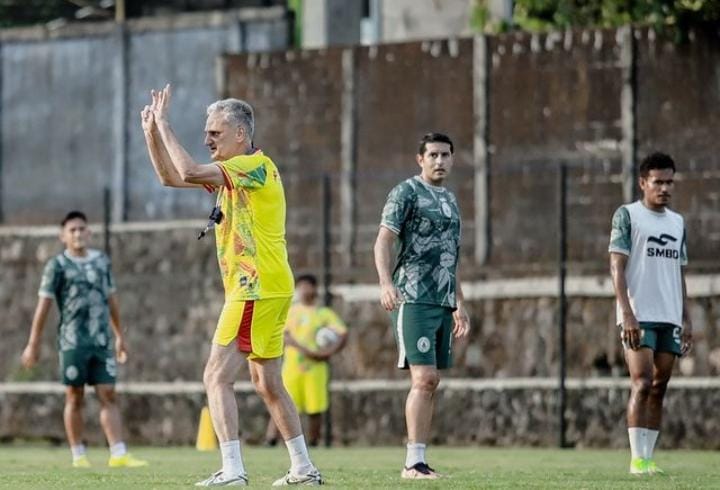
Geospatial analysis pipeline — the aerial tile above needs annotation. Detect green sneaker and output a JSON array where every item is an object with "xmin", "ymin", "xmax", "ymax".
[
  {"xmin": 72, "ymin": 455, "xmax": 92, "ymax": 468},
  {"xmin": 629, "ymin": 458, "xmax": 649, "ymax": 475},
  {"xmin": 646, "ymin": 460, "xmax": 665, "ymax": 475}
]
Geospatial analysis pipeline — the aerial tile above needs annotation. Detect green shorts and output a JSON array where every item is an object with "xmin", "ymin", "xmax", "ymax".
[
  {"xmin": 390, "ymin": 303, "xmax": 454, "ymax": 370},
  {"xmin": 60, "ymin": 348, "xmax": 117, "ymax": 386},
  {"xmin": 619, "ymin": 322, "xmax": 683, "ymax": 356}
]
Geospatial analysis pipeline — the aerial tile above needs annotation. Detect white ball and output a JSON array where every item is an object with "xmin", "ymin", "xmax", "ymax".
[{"xmin": 315, "ymin": 327, "xmax": 340, "ymax": 348}]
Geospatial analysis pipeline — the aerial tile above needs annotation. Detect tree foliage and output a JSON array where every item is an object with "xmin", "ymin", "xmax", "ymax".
[
  {"xmin": 474, "ymin": 0, "xmax": 720, "ymax": 40},
  {"xmin": 0, "ymin": 0, "xmax": 284, "ymax": 28},
  {"xmin": 0, "ymin": 1, "xmax": 75, "ymax": 28}
]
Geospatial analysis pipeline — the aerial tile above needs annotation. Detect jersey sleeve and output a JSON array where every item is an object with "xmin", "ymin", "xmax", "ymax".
[
  {"xmin": 608, "ymin": 206, "xmax": 631, "ymax": 255},
  {"xmin": 319, "ymin": 307, "xmax": 348, "ymax": 335},
  {"xmin": 218, "ymin": 155, "xmax": 268, "ymax": 190},
  {"xmin": 38, "ymin": 258, "xmax": 61, "ymax": 299},
  {"xmin": 380, "ymin": 183, "xmax": 413, "ymax": 235},
  {"xmin": 680, "ymin": 227, "xmax": 688, "ymax": 266}
]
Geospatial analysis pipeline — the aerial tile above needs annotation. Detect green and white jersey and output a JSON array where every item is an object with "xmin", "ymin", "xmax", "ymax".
[
  {"xmin": 609, "ymin": 201, "xmax": 687, "ymax": 327},
  {"xmin": 38, "ymin": 249, "xmax": 117, "ymax": 352},
  {"xmin": 380, "ymin": 175, "xmax": 462, "ymax": 308}
]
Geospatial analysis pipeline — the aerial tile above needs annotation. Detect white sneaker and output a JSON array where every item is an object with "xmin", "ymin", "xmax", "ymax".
[
  {"xmin": 195, "ymin": 470, "xmax": 249, "ymax": 486},
  {"xmin": 401, "ymin": 462, "xmax": 441, "ymax": 479},
  {"xmin": 272, "ymin": 468, "xmax": 324, "ymax": 486}
]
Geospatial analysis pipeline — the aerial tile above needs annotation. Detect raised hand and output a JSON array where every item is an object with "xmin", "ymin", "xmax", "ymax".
[
  {"xmin": 150, "ymin": 83, "xmax": 172, "ymax": 123},
  {"xmin": 140, "ymin": 105, "xmax": 154, "ymax": 133}
]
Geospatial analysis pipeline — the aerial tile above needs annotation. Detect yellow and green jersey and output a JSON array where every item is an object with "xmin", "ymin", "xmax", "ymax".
[
  {"xmin": 208, "ymin": 150, "xmax": 294, "ymax": 302},
  {"xmin": 284, "ymin": 303, "xmax": 347, "ymax": 373}
]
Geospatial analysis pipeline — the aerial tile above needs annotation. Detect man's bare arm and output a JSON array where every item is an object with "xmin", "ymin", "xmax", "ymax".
[
  {"xmin": 155, "ymin": 121, "xmax": 225, "ymax": 186},
  {"xmin": 21, "ymin": 297, "xmax": 53, "ymax": 368},
  {"xmin": 108, "ymin": 294, "xmax": 129, "ymax": 363},
  {"xmin": 108, "ymin": 294, "xmax": 124, "ymax": 342},
  {"xmin": 142, "ymin": 118, "xmax": 199, "ymax": 188},
  {"xmin": 149, "ymin": 85, "xmax": 225, "ymax": 187},
  {"xmin": 610, "ymin": 252, "xmax": 640, "ymax": 349},
  {"xmin": 374, "ymin": 226, "xmax": 401, "ymax": 311},
  {"xmin": 681, "ymin": 267, "xmax": 693, "ymax": 355},
  {"xmin": 453, "ymin": 266, "xmax": 470, "ymax": 338}
]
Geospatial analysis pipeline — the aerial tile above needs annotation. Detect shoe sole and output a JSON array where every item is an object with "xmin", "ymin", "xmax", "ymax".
[{"xmin": 401, "ymin": 471, "xmax": 439, "ymax": 480}]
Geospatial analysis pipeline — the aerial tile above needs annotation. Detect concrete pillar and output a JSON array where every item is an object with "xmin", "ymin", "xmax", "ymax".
[
  {"xmin": 473, "ymin": 34, "xmax": 490, "ymax": 264},
  {"xmin": 619, "ymin": 25, "xmax": 637, "ymax": 202},
  {"xmin": 112, "ymin": 24, "xmax": 129, "ymax": 223},
  {"xmin": 339, "ymin": 48, "xmax": 357, "ymax": 267},
  {"xmin": 0, "ymin": 39, "xmax": 3, "ymax": 223},
  {"xmin": 302, "ymin": 0, "xmax": 363, "ymax": 49},
  {"xmin": 487, "ymin": 0, "xmax": 513, "ymax": 22}
]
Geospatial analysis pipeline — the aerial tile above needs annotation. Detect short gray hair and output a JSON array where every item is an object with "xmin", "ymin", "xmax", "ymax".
[{"xmin": 207, "ymin": 98, "xmax": 255, "ymax": 139}]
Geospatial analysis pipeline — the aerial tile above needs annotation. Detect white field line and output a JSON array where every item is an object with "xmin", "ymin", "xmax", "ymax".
[{"xmin": 1, "ymin": 377, "xmax": 718, "ymax": 395}]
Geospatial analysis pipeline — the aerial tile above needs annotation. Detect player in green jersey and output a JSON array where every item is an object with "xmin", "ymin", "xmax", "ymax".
[
  {"xmin": 21, "ymin": 211, "xmax": 147, "ymax": 469},
  {"xmin": 374, "ymin": 133, "xmax": 470, "ymax": 480}
]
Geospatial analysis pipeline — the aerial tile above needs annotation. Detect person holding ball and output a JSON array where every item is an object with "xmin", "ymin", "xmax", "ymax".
[{"xmin": 265, "ymin": 274, "xmax": 348, "ymax": 447}]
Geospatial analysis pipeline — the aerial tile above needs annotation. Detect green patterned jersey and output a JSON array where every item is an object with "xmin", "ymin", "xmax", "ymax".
[
  {"xmin": 380, "ymin": 176, "xmax": 462, "ymax": 308},
  {"xmin": 38, "ymin": 249, "xmax": 117, "ymax": 351}
]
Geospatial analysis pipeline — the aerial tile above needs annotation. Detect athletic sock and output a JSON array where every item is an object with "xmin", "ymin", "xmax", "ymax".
[
  {"xmin": 405, "ymin": 442, "xmax": 427, "ymax": 468},
  {"xmin": 220, "ymin": 440, "xmax": 245, "ymax": 477},
  {"xmin": 109, "ymin": 442, "xmax": 127, "ymax": 458},
  {"xmin": 646, "ymin": 429, "xmax": 659, "ymax": 459},
  {"xmin": 285, "ymin": 435, "xmax": 314, "ymax": 476},
  {"xmin": 71, "ymin": 444, "xmax": 86, "ymax": 459},
  {"xmin": 628, "ymin": 428, "xmax": 647, "ymax": 459}
]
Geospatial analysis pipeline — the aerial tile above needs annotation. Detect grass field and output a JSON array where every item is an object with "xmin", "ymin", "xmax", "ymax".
[{"xmin": 0, "ymin": 445, "xmax": 718, "ymax": 489}]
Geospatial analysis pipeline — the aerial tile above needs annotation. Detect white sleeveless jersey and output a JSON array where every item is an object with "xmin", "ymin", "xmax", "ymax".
[{"xmin": 608, "ymin": 201, "xmax": 687, "ymax": 327}]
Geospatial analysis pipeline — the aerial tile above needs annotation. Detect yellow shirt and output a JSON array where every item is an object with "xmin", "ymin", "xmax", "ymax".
[
  {"xmin": 284, "ymin": 303, "xmax": 348, "ymax": 373},
  {"xmin": 210, "ymin": 150, "xmax": 294, "ymax": 301}
]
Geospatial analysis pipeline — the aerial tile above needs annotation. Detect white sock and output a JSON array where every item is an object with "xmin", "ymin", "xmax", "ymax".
[
  {"xmin": 405, "ymin": 443, "xmax": 426, "ymax": 468},
  {"xmin": 285, "ymin": 435, "xmax": 313, "ymax": 476},
  {"xmin": 646, "ymin": 430, "xmax": 659, "ymax": 459},
  {"xmin": 71, "ymin": 444, "xmax": 86, "ymax": 459},
  {"xmin": 220, "ymin": 440, "xmax": 245, "ymax": 477},
  {"xmin": 628, "ymin": 428, "xmax": 647, "ymax": 459},
  {"xmin": 109, "ymin": 442, "xmax": 127, "ymax": 458}
]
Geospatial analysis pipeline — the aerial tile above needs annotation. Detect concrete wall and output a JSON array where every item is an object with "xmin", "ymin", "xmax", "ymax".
[
  {"xmin": 3, "ymin": 227, "xmax": 720, "ymax": 384},
  {"xmin": 301, "ymin": 0, "xmax": 474, "ymax": 48},
  {"xmin": 222, "ymin": 28, "xmax": 720, "ymax": 277},
  {"xmin": 3, "ymin": 379, "xmax": 719, "ymax": 448},
  {"xmin": 380, "ymin": 0, "xmax": 474, "ymax": 43},
  {"xmin": 488, "ymin": 29, "xmax": 625, "ymax": 267},
  {"xmin": 3, "ymin": 26, "xmax": 719, "ymax": 274},
  {"xmin": 301, "ymin": 0, "xmax": 363, "ymax": 49},
  {"xmin": 636, "ymin": 29, "xmax": 720, "ymax": 265},
  {"xmin": 0, "ymin": 8, "xmax": 290, "ymax": 224}
]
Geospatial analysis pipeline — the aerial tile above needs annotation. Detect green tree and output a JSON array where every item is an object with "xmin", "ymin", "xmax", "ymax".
[
  {"xmin": 473, "ymin": 0, "xmax": 720, "ymax": 40},
  {"xmin": 0, "ymin": 0, "xmax": 75, "ymax": 28}
]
